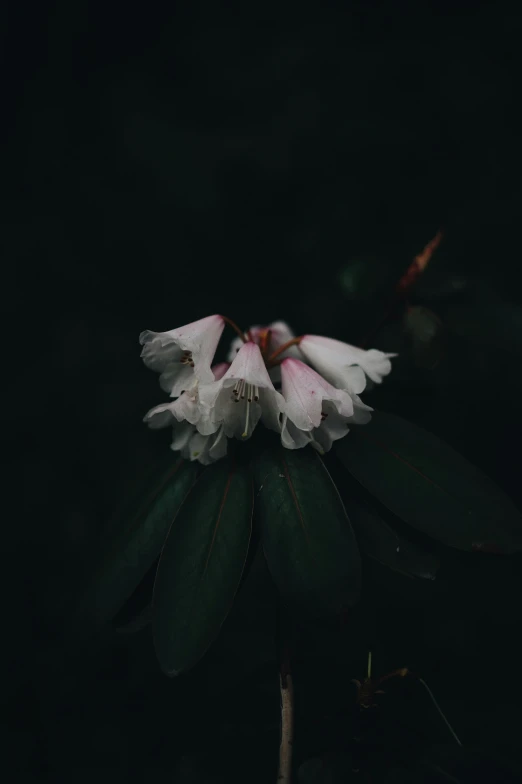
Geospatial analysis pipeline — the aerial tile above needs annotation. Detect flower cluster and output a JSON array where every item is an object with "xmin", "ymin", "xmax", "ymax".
[{"xmin": 140, "ymin": 315, "xmax": 395, "ymax": 464}]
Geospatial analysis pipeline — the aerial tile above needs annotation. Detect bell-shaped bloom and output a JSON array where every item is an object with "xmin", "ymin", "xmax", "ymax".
[
  {"xmin": 171, "ymin": 421, "xmax": 228, "ymax": 465},
  {"xmin": 198, "ymin": 342, "xmax": 285, "ymax": 440},
  {"xmin": 280, "ymin": 393, "xmax": 373, "ymax": 454},
  {"xmin": 299, "ymin": 334, "xmax": 396, "ymax": 386},
  {"xmin": 140, "ymin": 315, "xmax": 224, "ymax": 397},
  {"xmin": 280, "ymin": 358, "xmax": 356, "ymax": 432},
  {"xmin": 279, "ymin": 361, "xmax": 373, "ymax": 454},
  {"xmin": 280, "ymin": 406, "xmax": 345, "ymax": 454},
  {"xmin": 227, "ymin": 320, "xmax": 302, "ymax": 363},
  {"xmin": 143, "ymin": 362, "xmax": 230, "ymax": 431}
]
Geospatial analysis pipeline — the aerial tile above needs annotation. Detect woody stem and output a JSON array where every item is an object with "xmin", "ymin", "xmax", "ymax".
[
  {"xmin": 267, "ymin": 336, "xmax": 303, "ymax": 363},
  {"xmin": 222, "ymin": 316, "xmax": 248, "ymax": 343}
]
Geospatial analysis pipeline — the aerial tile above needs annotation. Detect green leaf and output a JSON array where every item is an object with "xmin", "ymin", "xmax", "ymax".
[
  {"xmin": 336, "ymin": 412, "xmax": 522, "ymax": 553},
  {"xmin": 348, "ymin": 499, "xmax": 439, "ymax": 579},
  {"xmin": 253, "ymin": 447, "xmax": 361, "ymax": 618},
  {"xmin": 70, "ymin": 457, "xmax": 199, "ymax": 637},
  {"xmin": 153, "ymin": 458, "xmax": 253, "ymax": 676}
]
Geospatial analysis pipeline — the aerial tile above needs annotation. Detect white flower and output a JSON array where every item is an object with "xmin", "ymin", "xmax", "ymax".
[
  {"xmin": 140, "ymin": 315, "xmax": 225, "ymax": 397},
  {"xmin": 143, "ymin": 362, "xmax": 230, "ymax": 431},
  {"xmin": 299, "ymin": 334, "xmax": 396, "ymax": 385},
  {"xmin": 279, "ymin": 357, "xmax": 373, "ymax": 455},
  {"xmin": 280, "ymin": 357, "xmax": 355, "ymax": 430},
  {"xmin": 171, "ymin": 421, "xmax": 228, "ymax": 465},
  {"xmin": 198, "ymin": 342, "xmax": 285, "ymax": 440}
]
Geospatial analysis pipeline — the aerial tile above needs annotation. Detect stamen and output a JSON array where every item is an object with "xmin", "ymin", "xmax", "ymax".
[
  {"xmin": 253, "ymin": 385, "xmax": 259, "ymax": 402},
  {"xmin": 239, "ymin": 379, "xmax": 246, "ymax": 399},
  {"xmin": 247, "ymin": 383, "xmax": 253, "ymax": 403},
  {"xmin": 242, "ymin": 397, "xmax": 250, "ymax": 438}
]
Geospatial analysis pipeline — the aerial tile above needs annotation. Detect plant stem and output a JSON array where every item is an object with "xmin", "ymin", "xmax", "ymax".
[
  {"xmin": 277, "ymin": 646, "xmax": 294, "ymax": 783},
  {"xmin": 417, "ymin": 677, "xmax": 462, "ymax": 747},
  {"xmin": 222, "ymin": 316, "xmax": 248, "ymax": 342},
  {"xmin": 267, "ymin": 337, "xmax": 303, "ymax": 364}
]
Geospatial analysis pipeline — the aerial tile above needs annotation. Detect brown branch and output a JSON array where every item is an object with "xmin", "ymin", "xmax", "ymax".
[
  {"xmin": 222, "ymin": 316, "xmax": 248, "ymax": 342},
  {"xmin": 267, "ymin": 337, "xmax": 303, "ymax": 364}
]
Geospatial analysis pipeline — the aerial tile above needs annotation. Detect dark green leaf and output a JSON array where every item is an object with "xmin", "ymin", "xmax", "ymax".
[
  {"xmin": 153, "ymin": 458, "xmax": 253, "ymax": 676},
  {"xmin": 348, "ymin": 500, "xmax": 439, "ymax": 579},
  {"xmin": 336, "ymin": 412, "xmax": 522, "ymax": 553},
  {"xmin": 70, "ymin": 457, "xmax": 199, "ymax": 637},
  {"xmin": 253, "ymin": 447, "xmax": 361, "ymax": 619},
  {"xmin": 115, "ymin": 603, "xmax": 152, "ymax": 634}
]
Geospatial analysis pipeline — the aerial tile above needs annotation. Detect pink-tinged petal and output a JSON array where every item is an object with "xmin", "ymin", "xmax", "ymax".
[
  {"xmin": 221, "ymin": 342, "xmax": 278, "ymax": 390},
  {"xmin": 143, "ymin": 402, "xmax": 177, "ymax": 429},
  {"xmin": 199, "ymin": 343, "xmax": 284, "ymax": 441},
  {"xmin": 281, "ymin": 358, "xmax": 354, "ymax": 431},
  {"xmin": 211, "ymin": 362, "xmax": 231, "ymax": 381},
  {"xmin": 300, "ymin": 334, "xmax": 396, "ymax": 386},
  {"xmin": 227, "ymin": 325, "xmax": 263, "ymax": 362},
  {"xmin": 140, "ymin": 315, "xmax": 224, "ymax": 383},
  {"xmin": 167, "ymin": 314, "xmax": 225, "ymax": 384}
]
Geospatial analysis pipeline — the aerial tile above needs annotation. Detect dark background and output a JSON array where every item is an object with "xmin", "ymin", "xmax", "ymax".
[{"xmin": 4, "ymin": 1, "xmax": 522, "ymax": 781}]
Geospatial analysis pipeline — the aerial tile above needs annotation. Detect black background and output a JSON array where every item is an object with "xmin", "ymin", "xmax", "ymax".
[{"xmin": 4, "ymin": 1, "xmax": 522, "ymax": 781}]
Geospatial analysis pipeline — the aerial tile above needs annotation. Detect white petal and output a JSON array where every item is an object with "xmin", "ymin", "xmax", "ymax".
[
  {"xmin": 359, "ymin": 348, "xmax": 396, "ymax": 384},
  {"xmin": 143, "ymin": 402, "xmax": 177, "ymax": 429},
  {"xmin": 281, "ymin": 358, "xmax": 353, "ymax": 432},
  {"xmin": 227, "ymin": 336, "xmax": 244, "ymax": 363},
  {"xmin": 159, "ymin": 362, "xmax": 195, "ymax": 397},
  {"xmin": 268, "ymin": 321, "xmax": 302, "ymax": 358},
  {"xmin": 281, "ymin": 416, "xmax": 312, "ymax": 450},
  {"xmin": 141, "ymin": 315, "xmax": 224, "ymax": 384},
  {"xmin": 342, "ymin": 366, "xmax": 367, "ymax": 396},
  {"xmin": 300, "ymin": 334, "xmax": 396, "ymax": 386},
  {"xmin": 314, "ymin": 403, "xmax": 351, "ymax": 452},
  {"xmin": 222, "ymin": 398, "xmax": 262, "ymax": 440},
  {"xmin": 171, "ymin": 391, "xmax": 200, "ymax": 425},
  {"xmin": 198, "ymin": 378, "xmax": 226, "ymax": 414},
  {"xmin": 350, "ymin": 394, "xmax": 373, "ymax": 425},
  {"xmin": 260, "ymin": 387, "xmax": 284, "ymax": 433},
  {"xmin": 139, "ymin": 333, "xmax": 183, "ymax": 372},
  {"xmin": 207, "ymin": 426, "xmax": 228, "ymax": 463}
]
